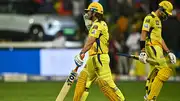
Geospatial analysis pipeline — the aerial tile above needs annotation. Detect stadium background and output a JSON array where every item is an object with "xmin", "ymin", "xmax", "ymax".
[{"xmin": 0, "ymin": 0, "xmax": 179, "ymax": 101}]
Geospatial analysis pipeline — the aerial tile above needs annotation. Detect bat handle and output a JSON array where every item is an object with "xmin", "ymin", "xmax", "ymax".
[
  {"xmin": 74, "ymin": 66, "xmax": 79, "ymax": 72},
  {"xmin": 74, "ymin": 53, "xmax": 85, "ymax": 72}
]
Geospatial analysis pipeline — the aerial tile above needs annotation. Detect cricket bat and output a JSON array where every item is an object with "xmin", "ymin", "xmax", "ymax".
[
  {"xmin": 116, "ymin": 53, "xmax": 159, "ymax": 65},
  {"xmin": 55, "ymin": 67, "xmax": 79, "ymax": 101},
  {"xmin": 55, "ymin": 54, "xmax": 85, "ymax": 101}
]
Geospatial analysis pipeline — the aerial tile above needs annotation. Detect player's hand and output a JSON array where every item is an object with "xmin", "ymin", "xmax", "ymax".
[
  {"xmin": 74, "ymin": 53, "xmax": 85, "ymax": 67},
  {"xmin": 139, "ymin": 51, "xmax": 147, "ymax": 64},
  {"xmin": 168, "ymin": 52, "xmax": 176, "ymax": 64},
  {"xmin": 83, "ymin": 13, "xmax": 92, "ymax": 30}
]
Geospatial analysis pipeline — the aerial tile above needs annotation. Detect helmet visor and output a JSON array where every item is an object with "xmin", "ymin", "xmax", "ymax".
[
  {"xmin": 84, "ymin": 8, "xmax": 98, "ymax": 13},
  {"xmin": 161, "ymin": 11, "xmax": 169, "ymax": 21}
]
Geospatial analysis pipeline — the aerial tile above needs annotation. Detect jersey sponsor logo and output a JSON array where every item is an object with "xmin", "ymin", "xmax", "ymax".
[
  {"xmin": 156, "ymin": 20, "xmax": 159, "ymax": 25},
  {"xmin": 67, "ymin": 72, "xmax": 77, "ymax": 85},
  {"xmin": 92, "ymin": 25, "xmax": 98, "ymax": 29},
  {"xmin": 144, "ymin": 24, "xmax": 149, "ymax": 28},
  {"xmin": 145, "ymin": 19, "xmax": 150, "ymax": 23},
  {"xmin": 92, "ymin": 29, "xmax": 96, "ymax": 34}
]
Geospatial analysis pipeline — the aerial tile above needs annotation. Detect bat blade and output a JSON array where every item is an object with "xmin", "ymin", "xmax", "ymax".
[
  {"xmin": 56, "ymin": 54, "xmax": 85, "ymax": 101},
  {"xmin": 116, "ymin": 53, "xmax": 139, "ymax": 60},
  {"xmin": 117, "ymin": 53, "xmax": 159, "ymax": 65},
  {"xmin": 56, "ymin": 69, "xmax": 78, "ymax": 101}
]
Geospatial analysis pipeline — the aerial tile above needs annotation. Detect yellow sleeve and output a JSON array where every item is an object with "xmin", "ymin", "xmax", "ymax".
[
  {"xmin": 142, "ymin": 15, "xmax": 153, "ymax": 32},
  {"xmin": 89, "ymin": 23, "xmax": 101, "ymax": 38}
]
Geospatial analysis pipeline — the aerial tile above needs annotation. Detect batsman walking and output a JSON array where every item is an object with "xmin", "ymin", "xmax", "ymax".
[
  {"xmin": 138, "ymin": 1, "xmax": 176, "ymax": 101},
  {"xmin": 73, "ymin": 2, "xmax": 125, "ymax": 101}
]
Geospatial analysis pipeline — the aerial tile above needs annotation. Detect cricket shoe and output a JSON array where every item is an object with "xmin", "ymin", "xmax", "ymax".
[
  {"xmin": 144, "ymin": 94, "xmax": 156, "ymax": 101},
  {"xmin": 144, "ymin": 94, "xmax": 148, "ymax": 101}
]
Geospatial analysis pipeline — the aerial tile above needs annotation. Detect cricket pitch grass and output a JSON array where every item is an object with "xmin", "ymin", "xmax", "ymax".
[{"xmin": 0, "ymin": 81, "xmax": 179, "ymax": 101}]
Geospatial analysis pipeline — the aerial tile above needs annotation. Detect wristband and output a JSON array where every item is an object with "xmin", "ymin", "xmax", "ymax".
[
  {"xmin": 166, "ymin": 50, "xmax": 171, "ymax": 54},
  {"xmin": 140, "ymin": 41, "xmax": 145, "ymax": 50},
  {"xmin": 80, "ymin": 51, "xmax": 85, "ymax": 55},
  {"xmin": 80, "ymin": 52, "xmax": 85, "ymax": 59}
]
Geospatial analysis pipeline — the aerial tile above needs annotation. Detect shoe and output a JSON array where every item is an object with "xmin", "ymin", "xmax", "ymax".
[{"xmin": 144, "ymin": 94, "xmax": 148, "ymax": 101}]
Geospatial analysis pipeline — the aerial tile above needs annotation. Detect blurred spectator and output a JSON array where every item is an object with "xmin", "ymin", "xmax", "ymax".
[
  {"xmin": 32, "ymin": 0, "xmax": 44, "ymax": 12},
  {"xmin": 125, "ymin": 24, "xmax": 140, "ymax": 54},
  {"xmin": 111, "ymin": 16, "xmax": 129, "ymax": 75},
  {"xmin": 54, "ymin": 0, "xmax": 72, "ymax": 16},
  {"xmin": 109, "ymin": 39, "xmax": 120, "ymax": 81},
  {"xmin": 114, "ymin": 16, "xmax": 129, "ymax": 42},
  {"xmin": 109, "ymin": 0, "xmax": 134, "ymax": 23},
  {"xmin": 72, "ymin": 0, "xmax": 86, "ymax": 41},
  {"xmin": 125, "ymin": 20, "xmax": 143, "ymax": 78},
  {"xmin": 72, "ymin": 0, "xmax": 84, "ymax": 17},
  {"xmin": 37, "ymin": 0, "xmax": 56, "ymax": 13}
]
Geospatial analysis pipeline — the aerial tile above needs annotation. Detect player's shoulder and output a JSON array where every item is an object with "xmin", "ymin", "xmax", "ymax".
[
  {"xmin": 145, "ymin": 13, "xmax": 155, "ymax": 19},
  {"xmin": 93, "ymin": 21, "xmax": 101, "ymax": 26},
  {"xmin": 91, "ymin": 21, "xmax": 101, "ymax": 30},
  {"xmin": 91, "ymin": 23, "xmax": 99, "ymax": 30},
  {"xmin": 91, "ymin": 21, "xmax": 108, "ymax": 31},
  {"xmin": 101, "ymin": 21, "xmax": 108, "ymax": 27},
  {"xmin": 94, "ymin": 21, "xmax": 107, "ymax": 27},
  {"xmin": 143, "ymin": 13, "xmax": 155, "ymax": 23}
]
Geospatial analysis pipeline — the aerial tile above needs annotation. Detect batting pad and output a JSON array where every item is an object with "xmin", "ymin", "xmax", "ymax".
[
  {"xmin": 97, "ymin": 78, "xmax": 122, "ymax": 101},
  {"xmin": 147, "ymin": 67, "xmax": 172, "ymax": 100},
  {"xmin": 73, "ymin": 70, "xmax": 88, "ymax": 101},
  {"xmin": 81, "ymin": 91, "xmax": 89, "ymax": 101},
  {"xmin": 146, "ymin": 68, "xmax": 158, "ymax": 94},
  {"xmin": 157, "ymin": 67, "xmax": 172, "ymax": 81}
]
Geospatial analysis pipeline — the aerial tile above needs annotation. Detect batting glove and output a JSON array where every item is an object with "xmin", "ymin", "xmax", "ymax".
[
  {"xmin": 74, "ymin": 53, "xmax": 85, "ymax": 67},
  {"xmin": 139, "ymin": 51, "xmax": 148, "ymax": 64},
  {"xmin": 83, "ymin": 13, "xmax": 92, "ymax": 30},
  {"xmin": 168, "ymin": 52, "xmax": 176, "ymax": 64}
]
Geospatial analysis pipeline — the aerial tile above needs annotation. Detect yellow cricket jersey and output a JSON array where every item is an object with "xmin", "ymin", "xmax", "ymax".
[
  {"xmin": 88, "ymin": 20, "xmax": 109, "ymax": 56},
  {"xmin": 142, "ymin": 12, "xmax": 163, "ymax": 47}
]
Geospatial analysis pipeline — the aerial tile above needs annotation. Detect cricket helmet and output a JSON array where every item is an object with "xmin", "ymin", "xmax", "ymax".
[
  {"xmin": 159, "ymin": 1, "xmax": 173, "ymax": 15},
  {"xmin": 85, "ymin": 2, "xmax": 103, "ymax": 14}
]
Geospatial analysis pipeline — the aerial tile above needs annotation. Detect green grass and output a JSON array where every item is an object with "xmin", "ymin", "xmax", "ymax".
[{"xmin": 0, "ymin": 81, "xmax": 179, "ymax": 101}]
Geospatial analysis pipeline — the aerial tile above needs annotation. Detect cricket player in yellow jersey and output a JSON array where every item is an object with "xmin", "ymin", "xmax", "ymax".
[
  {"xmin": 73, "ymin": 2, "xmax": 125, "ymax": 101},
  {"xmin": 139, "ymin": 1, "xmax": 176, "ymax": 101}
]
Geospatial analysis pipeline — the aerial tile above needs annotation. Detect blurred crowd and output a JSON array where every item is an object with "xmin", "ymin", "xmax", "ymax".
[{"xmin": 1, "ymin": 0, "xmax": 180, "ymax": 78}]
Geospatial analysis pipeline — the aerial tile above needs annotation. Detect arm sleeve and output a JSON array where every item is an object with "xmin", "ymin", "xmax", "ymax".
[
  {"xmin": 88, "ymin": 23, "xmax": 101, "ymax": 38},
  {"xmin": 142, "ymin": 16, "xmax": 152, "ymax": 32}
]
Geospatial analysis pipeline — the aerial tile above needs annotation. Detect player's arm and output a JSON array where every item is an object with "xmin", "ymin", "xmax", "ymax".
[
  {"xmin": 74, "ymin": 36, "xmax": 96, "ymax": 67},
  {"xmin": 162, "ymin": 39, "xmax": 176, "ymax": 64},
  {"xmin": 162, "ymin": 39, "xmax": 170, "ymax": 53},
  {"xmin": 81, "ymin": 24, "xmax": 100, "ymax": 54},
  {"xmin": 140, "ymin": 15, "xmax": 152, "ymax": 51},
  {"xmin": 81, "ymin": 36, "xmax": 96, "ymax": 54},
  {"xmin": 140, "ymin": 30, "xmax": 148, "ymax": 51},
  {"xmin": 74, "ymin": 24, "xmax": 100, "ymax": 67},
  {"xmin": 139, "ymin": 15, "xmax": 152, "ymax": 63}
]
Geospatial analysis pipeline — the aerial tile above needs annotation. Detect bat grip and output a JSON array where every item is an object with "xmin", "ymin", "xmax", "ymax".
[
  {"xmin": 73, "ymin": 53, "xmax": 85, "ymax": 72},
  {"xmin": 74, "ymin": 66, "xmax": 79, "ymax": 72},
  {"xmin": 74, "ymin": 53, "xmax": 85, "ymax": 72},
  {"xmin": 132, "ymin": 56, "xmax": 139, "ymax": 60}
]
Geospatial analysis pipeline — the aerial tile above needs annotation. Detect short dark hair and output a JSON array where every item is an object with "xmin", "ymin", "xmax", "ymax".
[{"xmin": 95, "ymin": 13, "xmax": 106, "ymax": 22}]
